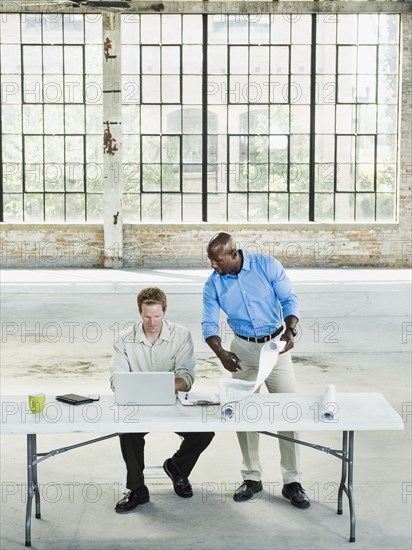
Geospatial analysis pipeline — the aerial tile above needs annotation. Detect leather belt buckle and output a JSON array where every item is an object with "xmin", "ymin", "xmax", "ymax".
[{"xmin": 236, "ymin": 327, "xmax": 282, "ymax": 344}]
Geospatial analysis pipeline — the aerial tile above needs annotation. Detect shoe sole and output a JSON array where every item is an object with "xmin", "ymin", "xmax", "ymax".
[
  {"xmin": 281, "ymin": 490, "xmax": 310, "ymax": 509},
  {"xmin": 115, "ymin": 495, "xmax": 150, "ymax": 513},
  {"xmin": 163, "ymin": 460, "xmax": 193, "ymax": 498}
]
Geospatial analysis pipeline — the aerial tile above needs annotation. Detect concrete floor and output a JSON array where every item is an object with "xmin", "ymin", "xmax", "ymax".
[{"xmin": 0, "ymin": 267, "xmax": 411, "ymax": 550}]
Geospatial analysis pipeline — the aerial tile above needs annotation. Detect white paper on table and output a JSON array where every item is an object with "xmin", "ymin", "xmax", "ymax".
[
  {"xmin": 220, "ymin": 339, "xmax": 286, "ymax": 420},
  {"xmin": 321, "ymin": 384, "xmax": 337, "ymax": 421},
  {"xmin": 177, "ymin": 391, "xmax": 219, "ymax": 406}
]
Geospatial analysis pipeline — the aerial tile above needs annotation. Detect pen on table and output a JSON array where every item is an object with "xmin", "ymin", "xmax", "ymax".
[{"xmin": 185, "ymin": 393, "xmax": 188, "ymax": 400}]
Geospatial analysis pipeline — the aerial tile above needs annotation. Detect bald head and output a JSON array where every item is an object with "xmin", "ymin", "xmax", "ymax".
[
  {"xmin": 207, "ymin": 232, "xmax": 236, "ymax": 255},
  {"xmin": 207, "ymin": 233, "xmax": 242, "ymax": 276}
]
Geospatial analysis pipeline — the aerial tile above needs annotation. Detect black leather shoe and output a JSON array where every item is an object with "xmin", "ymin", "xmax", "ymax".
[
  {"xmin": 163, "ymin": 459, "xmax": 193, "ymax": 498},
  {"xmin": 115, "ymin": 485, "xmax": 150, "ymax": 513},
  {"xmin": 233, "ymin": 480, "xmax": 263, "ymax": 502},
  {"xmin": 282, "ymin": 482, "xmax": 310, "ymax": 509}
]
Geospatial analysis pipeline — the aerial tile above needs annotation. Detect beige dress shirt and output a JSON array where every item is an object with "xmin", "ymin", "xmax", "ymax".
[{"xmin": 109, "ymin": 320, "xmax": 195, "ymax": 390}]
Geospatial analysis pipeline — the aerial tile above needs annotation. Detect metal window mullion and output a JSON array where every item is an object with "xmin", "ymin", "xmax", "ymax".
[
  {"xmin": 374, "ymin": 42, "xmax": 379, "ymax": 221},
  {"xmin": 20, "ymin": 32, "xmax": 25, "ymax": 221},
  {"xmin": 159, "ymin": 38, "xmax": 163, "ymax": 222},
  {"xmin": 82, "ymin": 44, "xmax": 88, "ymax": 221},
  {"xmin": 62, "ymin": 31, "xmax": 67, "ymax": 221},
  {"xmin": 179, "ymin": 134, "xmax": 183, "ymax": 224},
  {"xmin": 138, "ymin": 38, "xmax": 142, "ymax": 222},
  {"xmin": 354, "ymin": 134, "xmax": 357, "ymax": 220},
  {"xmin": 334, "ymin": 134, "xmax": 338, "ymax": 222},
  {"xmin": 0, "ymin": 94, "xmax": 3, "ymax": 220},
  {"xmin": 374, "ymin": 134, "xmax": 378, "ymax": 220},
  {"xmin": 41, "ymin": 38, "xmax": 46, "ymax": 222},
  {"xmin": 202, "ymin": 13, "xmax": 208, "ymax": 222},
  {"xmin": 395, "ymin": 16, "xmax": 401, "ymax": 222},
  {"xmin": 288, "ymin": 42, "xmax": 292, "ymax": 221},
  {"xmin": 246, "ymin": 18, "xmax": 251, "ymax": 222},
  {"xmin": 309, "ymin": 13, "xmax": 317, "ymax": 222},
  {"xmin": 226, "ymin": 37, "xmax": 231, "ymax": 221},
  {"xmin": 334, "ymin": 42, "xmax": 339, "ymax": 222}
]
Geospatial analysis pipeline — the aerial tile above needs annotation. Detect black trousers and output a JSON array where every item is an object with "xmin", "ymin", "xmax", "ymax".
[{"xmin": 119, "ymin": 432, "xmax": 215, "ymax": 490}]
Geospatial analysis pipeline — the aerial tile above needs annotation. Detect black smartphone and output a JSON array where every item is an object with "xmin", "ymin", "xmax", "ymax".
[{"xmin": 56, "ymin": 394, "xmax": 94, "ymax": 405}]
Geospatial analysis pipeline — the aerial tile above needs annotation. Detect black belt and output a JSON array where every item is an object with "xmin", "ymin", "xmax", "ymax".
[{"xmin": 235, "ymin": 326, "xmax": 283, "ymax": 344}]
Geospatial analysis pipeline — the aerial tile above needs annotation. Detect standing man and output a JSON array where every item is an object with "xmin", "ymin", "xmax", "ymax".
[
  {"xmin": 202, "ymin": 233, "xmax": 310, "ymax": 509},
  {"xmin": 110, "ymin": 287, "xmax": 214, "ymax": 513}
]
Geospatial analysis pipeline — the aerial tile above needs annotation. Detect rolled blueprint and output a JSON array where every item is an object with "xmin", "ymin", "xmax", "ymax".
[
  {"xmin": 220, "ymin": 339, "xmax": 286, "ymax": 420},
  {"xmin": 321, "ymin": 384, "xmax": 337, "ymax": 421}
]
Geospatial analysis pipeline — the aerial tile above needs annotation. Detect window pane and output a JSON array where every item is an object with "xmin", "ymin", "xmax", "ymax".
[
  {"xmin": 356, "ymin": 193, "xmax": 375, "ymax": 221},
  {"xmin": 87, "ymin": 194, "xmax": 103, "ymax": 222},
  {"xmin": 123, "ymin": 193, "xmax": 140, "ymax": 222},
  {"xmin": 183, "ymin": 45, "xmax": 202, "ymax": 74},
  {"xmin": 24, "ymin": 193, "xmax": 44, "ymax": 221},
  {"xmin": 3, "ymin": 194, "xmax": 23, "ymax": 221},
  {"xmin": 162, "ymin": 15, "xmax": 181, "ymax": 44},
  {"xmin": 356, "ymin": 164, "xmax": 374, "ymax": 191},
  {"xmin": 141, "ymin": 16, "xmax": 160, "ymax": 44},
  {"xmin": 162, "ymin": 165, "xmax": 180, "ymax": 191},
  {"xmin": 335, "ymin": 193, "xmax": 354, "ymax": 221},
  {"xmin": 141, "ymin": 193, "xmax": 161, "ymax": 221},
  {"xmin": 142, "ymin": 164, "xmax": 161, "ymax": 191},
  {"xmin": 162, "ymin": 46, "xmax": 180, "ymax": 74},
  {"xmin": 162, "ymin": 75, "xmax": 180, "ymax": 103},
  {"xmin": 315, "ymin": 193, "xmax": 334, "ymax": 221},
  {"xmin": 228, "ymin": 193, "xmax": 247, "ymax": 221},
  {"xmin": 162, "ymin": 193, "xmax": 181, "ymax": 221},
  {"xmin": 376, "ymin": 193, "xmax": 395, "ymax": 221},
  {"xmin": 249, "ymin": 193, "xmax": 269, "ymax": 221},
  {"xmin": 182, "ymin": 194, "xmax": 201, "ymax": 221},
  {"xmin": 3, "ymin": 163, "xmax": 23, "ymax": 192},
  {"xmin": 336, "ymin": 164, "xmax": 355, "ymax": 191},
  {"xmin": 45, "ymin": 193, "xmax": 64, "ymax": 221},
  {"xmin": 315, "ymin": 164, "xmax": 335, "ymax": 192},
  {"xmin": 289, "ymin": 164, "xmax": 309, "ymax": 192},
  {"xmin": 269, "ymin": 193, "xmax": 288, "ymax": 221},
  {"xmin": 290, "ymin": 193, "xmax": 309, "ymax": 221}
]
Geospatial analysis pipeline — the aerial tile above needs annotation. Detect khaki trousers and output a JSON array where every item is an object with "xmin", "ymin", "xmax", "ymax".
[{"xmin": 231, "ymin": 336, "xmax": 301, "ymax": 484}]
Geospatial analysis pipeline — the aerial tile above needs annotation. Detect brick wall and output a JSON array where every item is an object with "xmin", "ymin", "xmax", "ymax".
[
  {"xmin": 0, "ymin": 225, "xmax": 104, "ymax": 268},
  {"xmin": 1, "ymin": 221, "xmax": 410, "ymax": 268}
]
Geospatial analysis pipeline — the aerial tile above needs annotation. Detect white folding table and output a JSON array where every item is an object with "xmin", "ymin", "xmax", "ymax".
[{"xmin": 0, "ymin": 392, "xmax": 404, "ymax": 547}]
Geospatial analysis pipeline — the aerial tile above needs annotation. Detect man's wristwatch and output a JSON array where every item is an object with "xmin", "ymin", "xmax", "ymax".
[{"xmin": 285, "ymin": 326, "xmax": 298, "ymax": 338}]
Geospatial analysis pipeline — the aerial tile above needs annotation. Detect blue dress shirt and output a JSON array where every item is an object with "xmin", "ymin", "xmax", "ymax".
[{"xmin": 202, "ymin": 251, "xmax": 299, "ymax": 340}]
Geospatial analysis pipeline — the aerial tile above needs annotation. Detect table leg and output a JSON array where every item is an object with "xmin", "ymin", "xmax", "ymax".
[
  {"xmin": 25, "ymin": 434, "xmax": 36, "ymax": 547},
  {"xmin": 32, "ymin": 435, "xmax": 41, "ymax": 519},
  {"xmin": 348, "ymin": 431, "xmax": 356, "ymax": 542},
  {"xmin": 337, "ymin": 431, "xmax": 348, "ymax": 515}
]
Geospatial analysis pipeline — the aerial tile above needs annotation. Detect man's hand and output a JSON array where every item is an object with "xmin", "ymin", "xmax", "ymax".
[
  {"xmin": 205, "ymin": 335, "xmax": 242, "ymax": 372},
  {"xmin": 280, "ymin": 329, "xmax": 295, "ymax": 353},
  {"xmin": 218, "ymin": 349, "xmax": 242, "ymax": 373}
]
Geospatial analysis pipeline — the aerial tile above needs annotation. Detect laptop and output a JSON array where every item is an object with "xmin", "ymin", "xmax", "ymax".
[{"xmin": 114, "ymin": 372, "xmax": 176, "ymax": 405}]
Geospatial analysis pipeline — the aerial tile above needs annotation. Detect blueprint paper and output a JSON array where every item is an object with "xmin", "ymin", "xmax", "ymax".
[
  {"xmin": 321, "ymin": 384, "xmax": 337, "ymax": 421},
  {"xmin": 220, "ymin": 340, "xmax": 286, "ymax": 420}
]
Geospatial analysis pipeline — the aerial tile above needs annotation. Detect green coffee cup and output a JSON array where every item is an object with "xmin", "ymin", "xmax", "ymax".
[{"xmin": 28, "ymin": 393, "xmax": 46, "ymax": 414}]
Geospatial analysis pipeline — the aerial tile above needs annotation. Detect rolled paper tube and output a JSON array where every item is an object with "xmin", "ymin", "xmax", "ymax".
[
  {"xmin": 322, "ymin": 384, "xmax": 337, "ymax": 421},
  {"xmin": 219, "ymin": 339, "xmax": 287, "ymax": 420}
]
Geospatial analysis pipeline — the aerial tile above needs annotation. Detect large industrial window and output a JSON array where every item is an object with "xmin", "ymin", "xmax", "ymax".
[{"xmin": 0, "ymin": 12, "xmax": 400, "ymax": 222}]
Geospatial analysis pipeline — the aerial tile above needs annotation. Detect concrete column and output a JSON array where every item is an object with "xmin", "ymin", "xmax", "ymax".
[{"xmin": 102, "ymin": 13, "xmax": 123, "ymax": 268}]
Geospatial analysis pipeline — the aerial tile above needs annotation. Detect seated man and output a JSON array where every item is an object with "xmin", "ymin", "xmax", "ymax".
[{"xmin": 109, "ymin": 287, "xmax": 214, "ymax": 513}]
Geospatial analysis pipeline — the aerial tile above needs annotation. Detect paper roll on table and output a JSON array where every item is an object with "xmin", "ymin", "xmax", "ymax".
[
  {"xmin": 321, "ymin": 384, "xmax": 337, "ymax": 421},
  {"xmin": 220, "ymin": 339, "xmax": 286, "ymax": 420}
]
